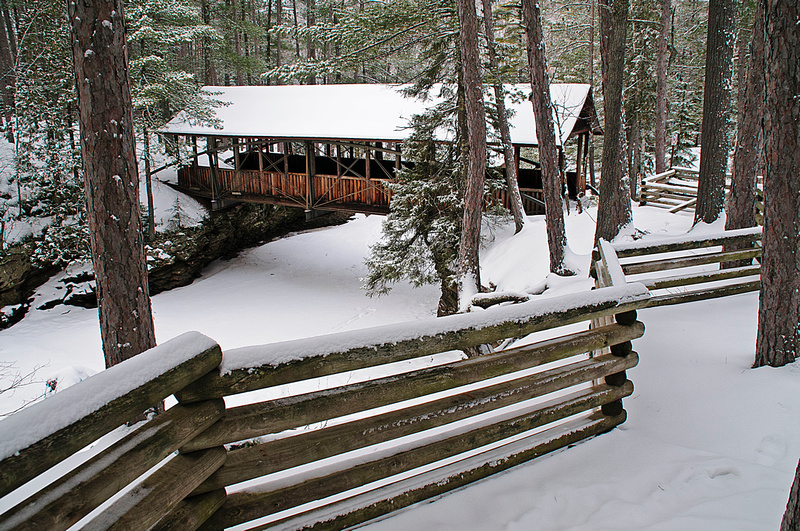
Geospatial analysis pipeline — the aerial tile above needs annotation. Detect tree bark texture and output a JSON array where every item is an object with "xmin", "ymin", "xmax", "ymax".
[
  {"xmin": 754, "ymin": 0, "xmax": 800, "ymax": 368},
  {"xmin": 695, "ymin": 0, "xmax": 735, "ymax": 225},
  {"xmin": 783, "ymin": 459, "xmax": 800, "ymax": 531},
  {"xmin": 726, "ymin": 0, "xmax": 763, "ymax": 233},
  {"xmin": 306, "ymin": 0, "xmax": 317, "ymax": 85},
  {"xmin": 455, "ymin": 0, "xmax": 486, "ymax": 307},
  {"xmin": 654, "ymin": 0, "xmax": 670, "ymax": 175},
  {"xmin": 481, "ymin": 0, "xmax": 525, "ymax": 233},
  {"xmin": 521, "ymin": 0, "xmax": 569, "ymax": 274},
  {"xmin": 68, "ymin": 0, "xmax": 156, "ymax": 368},
  {"xmin": 595, "ymin": 0, "xmax": 632, "ymax": 243},
  {"xmin": 0, "ymin": 1, "xmax": 14, "ymax": 142}
]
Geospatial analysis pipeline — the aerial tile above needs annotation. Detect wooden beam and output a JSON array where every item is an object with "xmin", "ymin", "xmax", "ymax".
[{"xmin": 304, "ymin": 140, "xmax": 316, "ymax": 214}]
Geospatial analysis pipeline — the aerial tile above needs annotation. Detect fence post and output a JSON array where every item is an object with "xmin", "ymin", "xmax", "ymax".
[{"xmin": 601, "ymin": 309, "xmax": 638, "ymax": 417}]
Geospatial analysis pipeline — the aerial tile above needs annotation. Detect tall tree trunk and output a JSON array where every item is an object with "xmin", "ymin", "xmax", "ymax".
[
  {"xmin": 201, "ymin": 0, "xmax": 217, "ymax": 85},
  {"xmin": 588, "ymin": 0, "xmax": 597, "ymax": 190},
  {"xmin": 481, "ymin": 0, "xmax": 524, "ymax": 233},
  {"xmin": 726, "ymin": 0, "xmax": 763, "ymax": 232},
  {"xmin": 695, "ymin": 0, "xmax": 735, "ymax": 225},
  {"xmin": 595, "ymin": 0, "xmax": 632, "ymax": 243},
  {"xmin": 67, "ymin": 0, "xmax": 156, "ymax": 369},
  {"xmin": 784, "ymin": 459, "xmax": 800, "ymax": 531},
  {"xmin": 455, "ymin": 0, "xmax": 486, "ymax": 309},
  {"xmin": 655, "ymin": 0, "xmax": 670, "ymax": 175},
  {"xmin": 521, "ymin": 0, "xmax": 570, "ymax": 274},
  {"xmin": 232, "ymin": 0, "xmax": 244, "ymax": 85},
  {"xmin": 0, "ymin": 2, "xmax": 14, "ymax": 143},
  {"xmin": 143, "ymin": 126, "xmax": 155, "ymax": 242},
  {"xmin": 1, "ymin": 1, "xmax": 15, "ymax": 60},
  {"xmin": 275, "ymin": 0, "xmax": 282, "ymax": 84},
  {"xmin": 754, "ymin": 0, "xmax": 800, "ymax": 368},
  {"xmin": 306, "ymin": 0, "xmax": 316, "ymax": 84}
]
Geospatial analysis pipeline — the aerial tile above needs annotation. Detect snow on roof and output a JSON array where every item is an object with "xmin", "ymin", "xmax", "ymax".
[{"xmin": 161, "ymin": 83, "xmax": 595, "ymax": 147}]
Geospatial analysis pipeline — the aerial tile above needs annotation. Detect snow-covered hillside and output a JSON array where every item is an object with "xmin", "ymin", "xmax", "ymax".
[{"xmin": 0, "ymin": 205, "xmax": 798, "ymax": 529}]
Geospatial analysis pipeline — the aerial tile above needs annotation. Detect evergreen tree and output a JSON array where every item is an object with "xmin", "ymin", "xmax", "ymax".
[
  {"xmin": 126, "ymin": 0, "xmax": 220, "ymax": 239},
  {"xmin": 14, "ymin": 0, "xmax": 87, "ymax": 266},
  {"xmin": 364, "ymin": 94, "xmax": 463, "ymax": 316},
  {"xmin": 625, "ymin": 0, "xmax": 659, "ymax": 196}
]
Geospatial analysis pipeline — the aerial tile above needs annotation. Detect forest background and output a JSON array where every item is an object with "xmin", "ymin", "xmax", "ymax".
[{"xmin": 0, "ymin": 0, "xmax": 752, "ymax": 269}]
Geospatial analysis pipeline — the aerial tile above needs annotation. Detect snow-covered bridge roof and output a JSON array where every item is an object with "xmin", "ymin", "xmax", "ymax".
[{"xmin": 162, "ymin": 83, "xmax": 600, "ymax": 147}]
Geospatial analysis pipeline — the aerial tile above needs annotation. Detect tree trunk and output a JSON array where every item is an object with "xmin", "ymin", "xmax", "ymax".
[
  {"xmin": 726, "ymin": 0, "xmax": 763, "ymax": 232},
  {"xmin": 67, "ymin": 0, "xmax": 156, "ymax": 369},
  {"xmin": 201, "ymin": 0, "xmax": 217, "ymax": 85},
  {"xmin": 232, "ymin": 0, "xmax": 244, "ymax": 85},
  {"xmin": 275, "ymin": 0, "xmax": 282, "ymax": 84},
  {"xmin": 521, "ymin": 0, "xmax": 570, "ymax": 274},
  {"xmin": 655, "ymin": 0, "xmax": 670, "ymax": 175},
  {"xmin": 754, "ymin": 0, "xmax": 800, "ymax": 368},
  {"xmin": 695, "ymin": 0, "xmax": 735, "ymax": 225},
  {"xmin": 306, "ymin": 0, "xmax": 316, "ymax": 84},
  {"xmin": 143, "ymin": 127, "xmax": 156, "ymax": 242},
  {"xmin": 783, "ymin": 459, "xmax": 800, "ymax": 531},
  {"xmin": 723, "ymin": 0, "xmax": 763, "ymax": 269},
  {"xmin": 0, "ymin": 1, "xmax": 14, "ymax": 143},
  {"xmin": 595, "ymin": 0, "xmax": 632, "ymax": 243},
  {"xmin": 481, "ymin": 0, "xmax": 524, "ymax": 233},
  {"xmin": 1, "ymin": 1, "xmax": 16, "ymax": 60},
  {"xmin": 455, "ymin": 0, "xmax": 486, "ymax": 309}
]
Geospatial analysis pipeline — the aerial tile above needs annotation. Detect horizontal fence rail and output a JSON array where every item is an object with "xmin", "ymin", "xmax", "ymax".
[
  {"xmin": 593, "ymin": 227, "xmax": 762, "ymax": 307},
  {"xmin": 0, "ymin": 285, "xmax": 650, "ymax": 530}
]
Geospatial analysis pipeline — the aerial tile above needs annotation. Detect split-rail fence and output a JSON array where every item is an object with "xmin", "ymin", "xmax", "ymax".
[{"xmin": 0, "ymin": 283, "xmax": 649, "ymax": 530}]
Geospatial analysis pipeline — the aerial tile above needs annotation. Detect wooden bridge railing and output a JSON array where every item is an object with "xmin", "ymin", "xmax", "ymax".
[
  {"xmin": 592, "ymin": 226, "xmax": 762, "ymax": 307},
  {"xmin": 0, "ymin": 284, "xmax": 650, "ymax": 530},
  {"xmin": 178, "ymin": 166, "xmax": 392, "ymax": 214}
]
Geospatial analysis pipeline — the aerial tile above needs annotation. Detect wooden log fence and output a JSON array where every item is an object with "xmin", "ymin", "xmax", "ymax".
[
  {"xmin": 0, "ymin": 284, "xmax": 650, "ymax": 530},
  {"xmin": 592, "ymin": 226, "xmax": 762, "ymax": 307},
  {"xmin": 638, "ymin": 167, "xmax": 764, "ymax": 220}
]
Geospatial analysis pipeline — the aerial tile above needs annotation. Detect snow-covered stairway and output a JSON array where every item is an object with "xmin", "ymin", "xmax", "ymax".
[
  {"xmin": 593, "ymin": 226, "xmax": 762, "ymax": 307},
  {"xmin": 0, "ymin": 284, "xmax": 650, "ymax": 530}
]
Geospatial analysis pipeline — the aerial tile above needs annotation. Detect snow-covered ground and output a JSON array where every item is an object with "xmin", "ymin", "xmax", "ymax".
[{"xmin": 1, "ymin": 204, "xmax": 798, "ymax": 529}]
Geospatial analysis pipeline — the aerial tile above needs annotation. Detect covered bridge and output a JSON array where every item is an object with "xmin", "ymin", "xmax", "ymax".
[{"xmin": 161, "ymin": 83, "xmax": 601, "ymax": 216}]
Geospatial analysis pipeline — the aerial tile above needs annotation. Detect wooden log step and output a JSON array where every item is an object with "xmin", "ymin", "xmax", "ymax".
[
  {"xmin": 192, "ymin": 353, "xmax": 639, "ymax": 493},
  {"xmin": 668, "ymin": 198, "xmax": 697, "ymax": 213},
  {"xmin": 641, "ymin": 181, "xmax": 698, "ymax": 194},
  {"xmin": 0, "ymin": 400, "xmax": 224, "ymax": 531},
  {"xmin": 622, "ymin": 248, "xmax": 762, "ymax": 275},
  {"xmin": 199, "ymin": 383, "xmax": 632, "ymax": 530},
  {"xmin": 182, "ymin": 322, "xmax": 645, "ymax": 451}
]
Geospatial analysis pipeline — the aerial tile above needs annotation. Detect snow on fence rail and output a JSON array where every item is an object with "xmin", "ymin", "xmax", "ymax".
[
  {"xmin": 0, "ymin": 285, "xmax": 650, "ymax": 530},
  {"xmin": 592, "ymin": 227, "xmax": 762, "ymax": 307}
]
